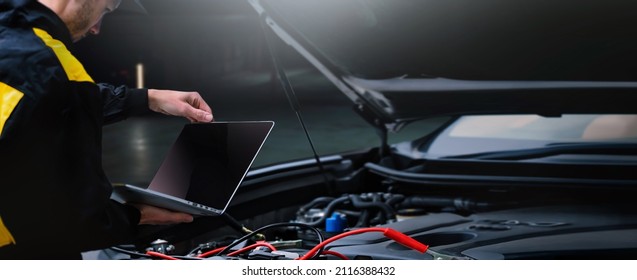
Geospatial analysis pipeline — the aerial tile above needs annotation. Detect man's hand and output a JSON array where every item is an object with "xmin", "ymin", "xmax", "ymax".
[
  {"xmin": 148, "ymin": 89, "xmax": 214, "ymax": 123},
  {"xmin": 131, "ymin": 204, "xmax": 194, "ymax": 225}
]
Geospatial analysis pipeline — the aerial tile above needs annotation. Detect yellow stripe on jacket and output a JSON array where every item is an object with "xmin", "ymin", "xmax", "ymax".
[
  {"xmin": 32, "ymin": 28, "xmax": 94, "ymax": 83},
  {"xmin": 0, "ymin": 216, "xmax": 16, "ymax": 248},
  {"xmin": 0, "ymin": 82, "xmax": 24, "ymax": 135}
]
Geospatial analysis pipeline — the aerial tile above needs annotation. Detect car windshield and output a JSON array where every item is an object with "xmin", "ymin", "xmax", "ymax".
[{"xmin": 426, "ymin": 114, "xmax": 637, "ymax": 157}]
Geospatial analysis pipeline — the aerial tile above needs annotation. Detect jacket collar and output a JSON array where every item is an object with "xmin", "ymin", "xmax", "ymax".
[{"xmin": 1, "ymin": 0, "xmax": 74, "ymax": 49}]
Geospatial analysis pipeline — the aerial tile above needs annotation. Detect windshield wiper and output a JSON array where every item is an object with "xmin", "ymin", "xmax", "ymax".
[{"xmin": 443, "ymin": 143, "xmax": 637, "ymax": 160}]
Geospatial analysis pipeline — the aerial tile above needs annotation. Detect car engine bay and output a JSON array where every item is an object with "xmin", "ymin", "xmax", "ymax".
[{"xmin": 99, "ymin": 150, "xmax": 637, "ymax": 260}]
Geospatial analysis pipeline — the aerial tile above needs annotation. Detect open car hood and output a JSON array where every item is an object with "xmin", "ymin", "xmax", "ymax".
[{"xmin": 249, "ymin": 0, "xmax": 637, "ymax": 132}]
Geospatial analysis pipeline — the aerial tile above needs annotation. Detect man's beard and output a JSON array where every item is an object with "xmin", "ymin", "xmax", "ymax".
[{"xmin": 64, "ymin": 0, "xmax": 95, "ymax": 41}]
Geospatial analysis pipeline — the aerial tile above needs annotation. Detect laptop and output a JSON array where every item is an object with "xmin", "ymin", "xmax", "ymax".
[{"xmin": 111, "ymin": 121, "xmax": 274, "ymax": 216}]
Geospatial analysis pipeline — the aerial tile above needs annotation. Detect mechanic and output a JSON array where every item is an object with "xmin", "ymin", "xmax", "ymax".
[{"xmin": 0, "ymin": 0, "xmax": 213, "ymax": 259}]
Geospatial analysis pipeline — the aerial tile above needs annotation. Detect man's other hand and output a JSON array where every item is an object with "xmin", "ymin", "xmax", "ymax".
[
  {"xmin": 148, "ymin": 89, "xmax": 214, "ymax": 123},
  {"xmin": 131, "ymin": 204, "xmax": 194, "ymax": 225}
]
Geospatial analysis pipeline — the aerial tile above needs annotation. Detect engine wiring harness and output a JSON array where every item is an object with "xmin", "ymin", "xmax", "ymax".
[
  {"xmin": 112, "ymin": 222, "xmax": 428, "ymax": 260},
  {"xmin": 110, "ymin": 192, "xmax": 483, "ymax": 260}
]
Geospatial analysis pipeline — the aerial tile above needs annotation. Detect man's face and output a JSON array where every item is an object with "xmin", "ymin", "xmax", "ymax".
[{"xmin": 64, "ymin": 0, "xmax": 122, "ymax": 42}]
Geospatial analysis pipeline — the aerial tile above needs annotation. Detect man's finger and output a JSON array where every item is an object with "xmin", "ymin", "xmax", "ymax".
[
  {"xmin": 188, "ymin": 93, "xmax": 213, "ymax": 120},
  {"xmin": 187, "ymin": 107, "xmax": 213, "ymax": 122},
  {"xmin": 173, "ymin": 213, "xmax": 194, "ymax": 223}
]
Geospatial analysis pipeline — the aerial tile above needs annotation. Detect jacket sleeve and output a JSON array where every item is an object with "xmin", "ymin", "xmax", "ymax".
[
  {"xmin": 75, "ymin": 200, "xmax": 142, "ymax": 252},
  {"xmin": 99, "ymin": 83, "xmax": 152, "ymax": 125}
]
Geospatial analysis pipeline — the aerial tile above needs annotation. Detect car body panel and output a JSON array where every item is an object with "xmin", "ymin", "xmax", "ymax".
[{"xmin": 249, "ymin": 0, "xmax": 637, "ymax": 131}]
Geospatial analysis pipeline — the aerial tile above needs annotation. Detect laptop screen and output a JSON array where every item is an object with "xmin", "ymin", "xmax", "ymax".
[{"xmin": 147, "ymin": 121, "xmax": 273, "ymax": 212}]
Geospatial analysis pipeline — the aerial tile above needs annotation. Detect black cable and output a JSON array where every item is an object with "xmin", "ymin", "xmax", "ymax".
[
  {"xmin": 222, "ymin": 212, "xmax": 249, "ymax": 234},
  {"xmin": 187, "ymin": 234, "xmax": 242, "ymax": 256},
  {"xmin": 109, "ymin": 246, "xmax": 209, "ymax": 260},
  {"xmin": 221, "ymin": 212, "xmax": 266, "ymax": 240},
  {"xmin": 109, "ymin": 246, "xmax": 150, "ymax": 259},
  {"xmin": 187, "ymin": 241, "xmax": 218, "ymax": 256},
  {"xmin": 169, "ymin": 255, "xmax": 204, "ymax": 260},
  {"xmin": 111, "ymin": 246, "xmax": 204, "ymax": 260},
  {"xmin": 214, "ymin": 222, "xmax": 325, "ymax": 259},
  {"xmin": 188, "ymin": 213, "xmax": 264, "ymax": 256}
]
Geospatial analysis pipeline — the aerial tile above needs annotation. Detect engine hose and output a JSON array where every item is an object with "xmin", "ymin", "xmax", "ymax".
[
  {"xmin": 348, "ymin": 194, "xmax": 396, "ymax": 222},
  {"xmin": 355, "ymin": 210, "xmax": 370, "ymax": 228},
  {"xmin": 305, "ymin": 196, "xmax": 351, "ymax": 227},
  {"xmin": 397, "ymin": 196, "xmax": 489, "ymax": 212},
  {"xmin": 298, "ymin": 196, "xmax": 336, "ymax": 213},
  {"xmin": 385, "ymin": 194, "xmax": 405, "ymax": 208}
]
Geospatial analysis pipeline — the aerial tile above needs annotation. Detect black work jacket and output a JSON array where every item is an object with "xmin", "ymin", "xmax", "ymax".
[{"xmin": 0, "ymin": 0, "xmax": 150, "ymax": 259}]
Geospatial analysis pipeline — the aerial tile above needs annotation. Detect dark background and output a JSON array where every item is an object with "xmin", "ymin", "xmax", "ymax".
[{"xmin": 74, "ymin": 0, "xmax": 442, "ymax": 185}]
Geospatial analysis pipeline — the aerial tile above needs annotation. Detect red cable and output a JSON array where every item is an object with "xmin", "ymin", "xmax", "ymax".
[
  {"xmin": 146, "ymin": 251, "xmax": 179, "ymax": 260},
  {"xmin": 227, "ymin": 241, "xmax": 277, "ymax": 257},
  {"xmin": 297, "ymin": 227, "xmax": 428, "ymax": 260},
  {"xmin": 198, "ymin": 241, "xmax": 277, "ymax": 258},
  {"xmin": 322, "ymin": 250, "xmax": 349, "ymax": 260},
  {"xmin": 197, "ymin": 246, "xmax": 227, "ymax": 258}
]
